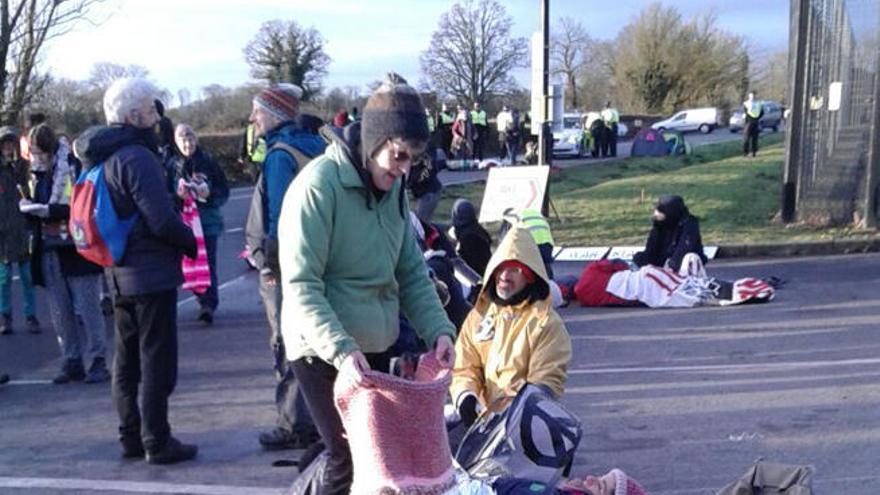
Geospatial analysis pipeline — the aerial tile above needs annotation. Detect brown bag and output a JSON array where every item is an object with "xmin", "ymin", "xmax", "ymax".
[{"xmin": 715, "ymin": 461, "xmax": 813, "ymax": 495}]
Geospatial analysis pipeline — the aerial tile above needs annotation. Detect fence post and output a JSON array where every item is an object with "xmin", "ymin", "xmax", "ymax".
[
  {"xmin": 782, "ymin": 0, "xmax": 810, "ymax": 223},
  {"xmin": 863, "ymin": 37, "xmax": 880, "ymax": 229}
]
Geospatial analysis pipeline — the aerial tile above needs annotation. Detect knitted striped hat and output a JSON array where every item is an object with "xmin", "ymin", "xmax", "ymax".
[
  {"xmin": 253, "ymin": 83, "xmax": 303, "ymax": 122},
  {"xmin": 361, "ymin": 72, "xmax": 429, "ymax": 163}
]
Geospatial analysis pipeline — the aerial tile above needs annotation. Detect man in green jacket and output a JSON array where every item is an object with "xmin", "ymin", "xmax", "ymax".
[{"xmin": 278, "ymin": 73, "xmax": 456, "ymax": 494}]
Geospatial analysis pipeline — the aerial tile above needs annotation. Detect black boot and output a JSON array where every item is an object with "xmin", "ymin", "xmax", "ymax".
[
  {"xmin": 146, "ymin": 436, "xmax": 198, "ymax": 465},
  {"xmin": 0, "ymin": 313, "xmax": 12, "ymax": 335},
  {"xmin": 258, "ymin": 426, "xmax": 320, "ymax": 451},
  {"xmin": 120, "ymin": 435, "xmax": 145, "ymax": 459},
  {"xmin": 53, "ymin": 359, "xmax": 86, "ymax": 384},
  {"xmin": 84, "ymin": 357, "xmax": 111, "ymax": 384}
]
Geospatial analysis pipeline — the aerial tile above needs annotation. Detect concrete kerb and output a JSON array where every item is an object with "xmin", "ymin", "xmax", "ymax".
[{"xmin": 716, "ymin": 238, "xmax": 880, "ymax": 259}]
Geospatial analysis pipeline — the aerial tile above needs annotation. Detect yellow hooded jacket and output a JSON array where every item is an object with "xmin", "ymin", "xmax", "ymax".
[{"xmin": 451, "ymin": 227, "xmax": 572, "ymax": 413}]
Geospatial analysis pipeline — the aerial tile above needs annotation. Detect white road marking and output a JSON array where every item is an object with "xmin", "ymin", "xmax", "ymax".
[
  {"xmin": 226, "ymin": 227, "xmax": 243, "ymax": 233},
  {"xmin": 0, "ymin": 476, "xmax": 283, "ymax": 494},
  {"xmin": 5, "ymin": 379, "xmax": 53, "ymax": 386},
  {"xmin": 177, "ymin": 273, "xmax": 249, "ymax": 308},
  {"xmin": 568, "ymin": 356, "xmax": 880, "ymax": 375}
]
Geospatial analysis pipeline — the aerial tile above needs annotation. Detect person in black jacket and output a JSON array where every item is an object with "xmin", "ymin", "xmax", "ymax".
[
  {"xmin": 75, "ymin": 78, "xmax": 198, "ymax": 465},
  {"xmin": 449, "ymin": 198, "xmax": 492, "ymax": 277},
  {"xmin": 406, "ymin": 145, "xmax": 444, "ymax": 223},
  {"xmin": 633, "ymin": 195, "xmax": 707, "ymax": 277}
]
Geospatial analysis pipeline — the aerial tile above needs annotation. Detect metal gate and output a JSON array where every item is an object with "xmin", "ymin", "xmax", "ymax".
[{"xmin": 783, "ymin": 0, "xmax": 880, "ymax": 227}]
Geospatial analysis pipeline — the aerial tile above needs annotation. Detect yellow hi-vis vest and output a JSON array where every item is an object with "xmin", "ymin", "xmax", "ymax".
[
  {"xmin": 519, "ymin": 209, "xmax": 554, "ymax": 246},
  {"xmin": 471, "ymin": 109, "xmax": 487, "ymax": 127},
  {"xmin": 601, "ymin": 108, "xmax": 619, "ymax": 124},
  {"xmin": 745, "ymin": 100, "xmax": 762, "ymax": 119},
  {"xmin": 247, "ymin": 124, "xmax": 267, "ymax": 164},
  {"xmin": 440, "ymin": 112, "xmax": 454, "ymax": 125},
  {"xmin": 427, "ymin": 115, "xmax": 436, "ymax": 133}
]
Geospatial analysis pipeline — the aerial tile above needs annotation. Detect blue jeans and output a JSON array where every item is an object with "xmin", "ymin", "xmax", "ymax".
[
  {"xmin": 0, "ymin": 260, "xmax": 35, "ymax": 317},
  {"xmin": 41, "ymin": 250, "xmax": 106, "ymax": 364}
]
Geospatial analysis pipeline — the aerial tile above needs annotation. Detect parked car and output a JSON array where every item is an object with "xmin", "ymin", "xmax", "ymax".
[
  {"xmin": 552, "ymin": 114, "xmax": 587, "ymax": 158},
  {"xmin": 729, "ymin": 100, "xmax": 783, "ymax": 132},
  {"xmin": 651, "ymin": 107, "xmax": 719, "ymax": 134}
]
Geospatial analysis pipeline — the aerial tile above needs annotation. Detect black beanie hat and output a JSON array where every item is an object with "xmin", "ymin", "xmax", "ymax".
[{"xmin": 360, "ymin": 72, "xmax": 429, "ymax": 164}]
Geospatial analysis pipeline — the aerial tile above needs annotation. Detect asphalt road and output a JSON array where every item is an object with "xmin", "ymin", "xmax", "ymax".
[{"xmin": 3, "ymin": 159, "xmax": 879, "ymax": 494}]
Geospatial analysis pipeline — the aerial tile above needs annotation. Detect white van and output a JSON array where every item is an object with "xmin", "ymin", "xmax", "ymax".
[{"xmin": 651, "ymin": 107, "xmax": 720, "ymax": 134}]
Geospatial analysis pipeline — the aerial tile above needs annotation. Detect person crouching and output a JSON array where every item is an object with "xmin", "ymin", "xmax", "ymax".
[{"xmin": 451, "ymin": 226, "xmax": 572, "ymax": 427}]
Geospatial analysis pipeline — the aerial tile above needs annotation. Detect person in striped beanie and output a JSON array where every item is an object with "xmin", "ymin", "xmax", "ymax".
[{"xmin": 560, "ymin": 469, "xmax": 648, "ymax": 495}]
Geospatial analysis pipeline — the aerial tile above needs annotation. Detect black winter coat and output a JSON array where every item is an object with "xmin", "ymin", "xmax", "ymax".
[
  {"xmin": 632, "ymin": 216, "xmax": 707, "ymax": 272},
  {"xmin": 74, "ymin": 125, "xmax": 196, "ymax": 296}
]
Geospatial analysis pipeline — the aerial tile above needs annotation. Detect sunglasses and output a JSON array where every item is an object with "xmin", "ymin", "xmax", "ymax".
[{"xmin": 388, "ymin": 140, "xmax": 425, "ymax": 164}]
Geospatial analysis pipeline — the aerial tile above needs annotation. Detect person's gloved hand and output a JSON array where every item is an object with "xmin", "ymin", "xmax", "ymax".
[
  {"xmin": 19, "ymin": 199, "xmax": 48, "ymax": 218},
  {"xmin": 458, "ymin": 394, "xmax": 479, "ymax": 427},
  {"xmin": 194, "ymin": 180, "xmax": 210, "ymax": 199}
]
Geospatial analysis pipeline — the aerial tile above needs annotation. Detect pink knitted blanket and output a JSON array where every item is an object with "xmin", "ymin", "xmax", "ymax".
[
  {"xmin": 180, "ymin": 194, "xmax": 210, "ymax": 295},
  {"xmin": 334, "ymin": 353, "xmax": 455, "ymax": 495}
]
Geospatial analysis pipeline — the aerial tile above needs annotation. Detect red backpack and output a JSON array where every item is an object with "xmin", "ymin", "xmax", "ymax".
[{"xmin": 69, "ymin": 163, "xmax": 138, "ymax": 266}]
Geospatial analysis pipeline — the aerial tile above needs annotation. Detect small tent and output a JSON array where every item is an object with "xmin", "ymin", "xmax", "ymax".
[
  {"xmin": 662, "ymin": 130, "xmax": 691, "ymax": 155},
  {"xmin": 630, "ymin": 128, "xmax": 669, "ymax": 157}
]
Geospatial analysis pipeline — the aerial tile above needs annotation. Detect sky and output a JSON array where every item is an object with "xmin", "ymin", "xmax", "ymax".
[{"xmin": 43, "ymin": 0, "xmax": 790, "ymax": 105}]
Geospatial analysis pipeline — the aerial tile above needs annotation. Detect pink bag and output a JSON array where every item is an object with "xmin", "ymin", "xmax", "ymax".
[
  {"xmin": 180, "ymin": 194, "xmax": 211, "ymax": 294},
  {"xmin": 334, "ymin": 353, "xmax": 455, "ymax": 495}
]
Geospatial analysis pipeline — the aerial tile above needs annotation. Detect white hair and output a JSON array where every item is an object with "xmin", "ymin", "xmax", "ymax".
[{"xmin": 103, "ymin": 78, "xmax": 160, "ymax": 124}]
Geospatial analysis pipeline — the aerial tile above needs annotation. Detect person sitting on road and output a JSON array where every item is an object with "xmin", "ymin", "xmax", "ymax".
[
  {"xmin": 568, "ymin": 259, "xmax": 775, "ymax": 309},
  {"xmin": 632, "ymin": 195, "xmax": 707, "ymax": 278},
  {"xmin": 451, "ymin": 226, "xmax": 572, "ymax": 428},
  {"xmin": 449, "ymin": 198, "xmax": 492, "ymax": 278},
  {"xmin": 410, "ymin": 212, "xmax": 472, "ymax": 331}
]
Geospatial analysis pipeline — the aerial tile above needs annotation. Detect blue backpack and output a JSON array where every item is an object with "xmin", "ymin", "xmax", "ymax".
[{"xmin": 69, "ymin": 163, "xmax": 138, "ymax": 267}]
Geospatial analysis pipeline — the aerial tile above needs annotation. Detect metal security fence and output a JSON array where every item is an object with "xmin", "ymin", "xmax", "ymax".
[{"xmin": 783, "ymin": 0, "xmax": 880, "ymax": 226}]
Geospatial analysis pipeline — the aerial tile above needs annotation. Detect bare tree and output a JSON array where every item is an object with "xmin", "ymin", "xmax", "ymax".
[
  {"xmin": 750, "ymin": 50, "xmax": 788, "ymax": 104},
  {"xmin": 243, "ymin": 20, "xmax": 330, "ymax": 101},
  {"xmin": 0, "ymin": 0, "xmax": 104, "ymax": 125},
  {"xmin": 420, "ymin": 0, "xmax": 527, "ymax": 104},
  {"xmin": 551, "ymin": 17, "xmax": 590, "ymax": 109},
  {"xmin": 31, "ymin": 76, "xmax": 102, "ymax": 134},
  {"xmin": 88, "ymin": 62, "xmax": 149, "ymax": 90}
]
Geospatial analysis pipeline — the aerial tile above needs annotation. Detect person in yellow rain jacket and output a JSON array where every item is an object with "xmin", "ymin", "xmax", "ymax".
[{"xmin": 451, "ymin": 226, "xmax": 572, "ymax": 427}]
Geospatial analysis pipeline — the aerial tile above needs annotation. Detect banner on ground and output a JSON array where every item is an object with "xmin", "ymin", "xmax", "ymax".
[{"xmin": 479, "ymin": 166, "xmax": 550, "ymax": 223}]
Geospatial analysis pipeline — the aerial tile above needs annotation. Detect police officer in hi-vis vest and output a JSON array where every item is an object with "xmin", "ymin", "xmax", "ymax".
[
  {"xmin": 742, "ymin": 92, "xmax": 764, "ymax": 157},
  {"xmin": 470, "ymin": 101, "xmax": 488, "ymax": 161}
]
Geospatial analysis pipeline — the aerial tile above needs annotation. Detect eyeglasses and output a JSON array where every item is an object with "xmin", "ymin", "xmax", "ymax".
[{"xmin": 388, "ymin": 139, "xmax": 425, "ymax": 164}]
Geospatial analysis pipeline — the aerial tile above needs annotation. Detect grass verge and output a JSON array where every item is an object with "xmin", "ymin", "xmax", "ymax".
[{"xmin": 431, "ymin": 134, "xmax": 880, "ymax": 246}]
